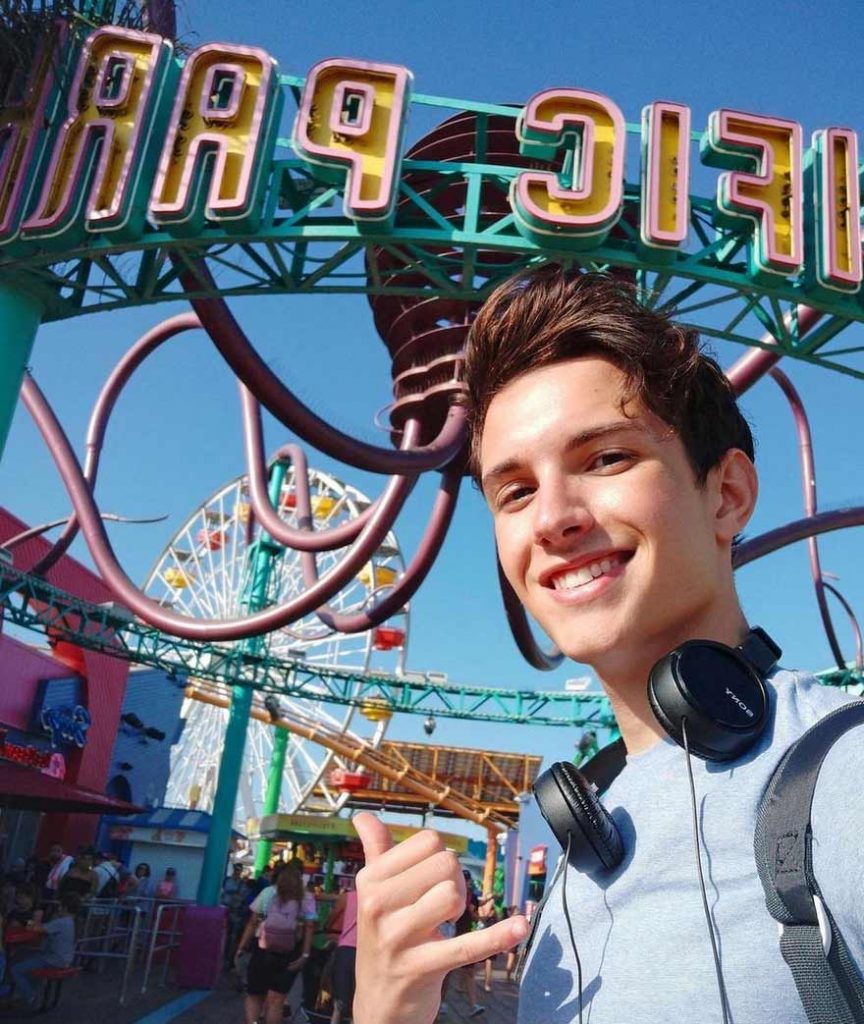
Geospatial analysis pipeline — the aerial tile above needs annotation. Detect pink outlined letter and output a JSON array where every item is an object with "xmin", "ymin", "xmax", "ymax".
[
  {"xmin": 0, "ymin": 24, "xmax": 66, "ymax": 243},
  {"xmin": 640, "ymin": 101, "xmax": 691, "ymax": 248},
  {"xmin": 703, "ymin": 109, "xmax": 804, "ymax": 278},
  {"xmin": 21, "ymin": 27, "xmax": 171, "ymax": 239},
  {"xmin": 812, "ymin": 127, "xmax": 862, "ymax": 293},
  {"xmin": 150, "ymin": 43, "xmax": 281, "ymax": 226},
  {"xmin": 511, "ymin": 89, "xmax": 626, "ymax": 242},
  {"xmin": 293, "ymin": 59, "xmax": 413, "ymax": 225}
]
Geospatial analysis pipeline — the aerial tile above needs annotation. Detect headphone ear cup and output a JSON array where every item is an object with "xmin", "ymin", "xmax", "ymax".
[
  {"xmin": 533, "ymin": 761, "xmax": 624, "ymax": 875},
  {"xmin": 648, "ymin": 640, "xmax": 769, "ymax": 761}
]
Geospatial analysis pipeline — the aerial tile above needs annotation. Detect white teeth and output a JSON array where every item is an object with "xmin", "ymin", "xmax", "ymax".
[{"xmin": 552, "ymin": 555, "xmax": 621, "ymax": 591}]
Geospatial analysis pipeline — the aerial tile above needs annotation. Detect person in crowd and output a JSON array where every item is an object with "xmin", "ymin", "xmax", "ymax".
[
  {"xmin": 222, "ymin": 862, "xmax": 248, "ymax": 968},
  {"xmin": 58, "ymin": 847, "xmax": 97, "ymax": 899},
  {"xmin": 324, "ymin": 881, "xmax": 357, "ymax": 1024},
  {"xmin": 129, "ymin": 862, "xmax": 154, "ymax": 899},
  {"xmin": 503, "ymin": 907, "xmax": 520, "ymax": 984},
  {"xmin": 476, "ymin": 894, "xmax": 499, "ymax": 994},
  {"xmin": 8, "ymin": 892, "xmax": 79, "ymax": 1009},
  {"xmin": 0, "ymin": 879, "xmax": 16, "ymax": 917},
  {"xmin": 42, "ymin": 844, "xmax": 72, "ymax": 899},
  {"xmin": 234, "ymin": 863, "xmax": 316, "ymax": 1024},
  {"xmin": 350, "ymin": 265, "xmax": 864, "ymax": 1024},
  {"xmin": 154, "ymin": 867, "xmax": 178, "ymax": 900},
  {"xmin": 93, "ymin": 852, "xmax": 121, "ymax": 898},
  {"xmin": 451, "ymin": 869, "xmax": 484, "ymax": 1018},
  {"xmin": 6, "ymin": 885, "xmax": 43, "ymax": 928}
]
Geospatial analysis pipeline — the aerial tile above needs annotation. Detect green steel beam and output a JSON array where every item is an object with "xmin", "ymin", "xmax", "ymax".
[{"xmin": 1, "ymin": 565, "xmax": 859, "ymax": 727}]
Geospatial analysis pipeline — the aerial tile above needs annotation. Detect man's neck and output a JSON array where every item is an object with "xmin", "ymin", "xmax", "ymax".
[{"xmin": 594, "ymin": 609, "xmax": 751, "ymax": 755}]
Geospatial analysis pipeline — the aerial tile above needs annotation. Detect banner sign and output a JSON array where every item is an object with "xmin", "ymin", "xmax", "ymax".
[{"xmin": 0, "ymin": 25, "xmax": 861, "ymax": 293}]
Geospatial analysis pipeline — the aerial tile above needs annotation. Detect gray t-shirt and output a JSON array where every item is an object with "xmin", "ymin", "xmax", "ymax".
[
  {"xmin": 518, "ymin": 669, "xmax": 864, "ymax": 1024},
  {"xmin": 42, "ymin": 915, "xmax": 76, "ymax": 967}
]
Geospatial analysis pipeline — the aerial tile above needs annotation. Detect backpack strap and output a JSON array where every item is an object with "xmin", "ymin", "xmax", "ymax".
[{"xmin": 755, "ymin": 700, "xmax": 864, "ymax": 1024}]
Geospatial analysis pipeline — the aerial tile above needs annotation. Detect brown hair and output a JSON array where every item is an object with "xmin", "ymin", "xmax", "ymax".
[
  {"xmin": 273, "ymin": 863, "xmax": 305, "ymax": 905},
  {"xmin": 463, "ymin": 265, "xmax": 754, "ymax": 483}
]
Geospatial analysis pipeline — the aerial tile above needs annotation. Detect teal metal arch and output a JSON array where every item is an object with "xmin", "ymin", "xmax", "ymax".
[{"xmin": 1, "ymin": 83, "xmax": 863, "ymax": 379}]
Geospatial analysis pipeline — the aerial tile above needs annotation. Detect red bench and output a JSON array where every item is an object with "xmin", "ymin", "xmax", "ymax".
[{"xmin": 30, "ymin": 966, "xmax": 81, "ymax": 1011}]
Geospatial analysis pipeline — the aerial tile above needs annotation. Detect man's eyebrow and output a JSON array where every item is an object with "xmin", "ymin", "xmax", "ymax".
[{"xmin": 480, "ymin": 419, "xmax": 647, "ymax": 493}]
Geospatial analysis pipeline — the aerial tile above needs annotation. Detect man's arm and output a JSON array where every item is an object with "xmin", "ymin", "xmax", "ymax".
[{"xmin": 353, "ymin": 813, "xmax": 528, "ymax": 1024}]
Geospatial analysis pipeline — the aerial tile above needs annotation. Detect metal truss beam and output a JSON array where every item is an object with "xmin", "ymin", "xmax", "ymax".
[{"xmin": 1, "ymin": 566, "xmax": 859, "ymax": 726}]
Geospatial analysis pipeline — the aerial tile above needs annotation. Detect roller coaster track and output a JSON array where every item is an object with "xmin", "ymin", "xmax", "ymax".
[
  {"xmin": 184, "ymin": 681, "xmax": 515, "ymax": 829},
  {"xmin": 2, "ymin": 565, "xmax": 861, "ymax": 727}
]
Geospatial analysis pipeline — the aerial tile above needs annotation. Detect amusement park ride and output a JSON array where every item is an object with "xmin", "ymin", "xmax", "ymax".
[{"xmin": 1, "ymin": 0, "xmax": 863, "ymax": 903}]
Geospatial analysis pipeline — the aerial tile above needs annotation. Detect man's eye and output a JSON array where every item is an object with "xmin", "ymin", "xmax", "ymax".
[
  {"xmin": 498, "ymin": 484, "xmax": 533, "ymax": 508},
  {"xmin": 591, "ymin": 450, "xmax": 632, "ymax": 470}
]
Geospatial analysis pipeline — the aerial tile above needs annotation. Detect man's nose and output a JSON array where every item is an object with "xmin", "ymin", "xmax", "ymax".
[{"xmin": 532, "ymin": 480, "xmax": 594, "ymax": 546}]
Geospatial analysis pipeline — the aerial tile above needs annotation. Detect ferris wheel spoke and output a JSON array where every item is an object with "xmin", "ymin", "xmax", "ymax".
[{"xmin": 149, "ymin": 468, "xmax": 405, "ymax": 825}]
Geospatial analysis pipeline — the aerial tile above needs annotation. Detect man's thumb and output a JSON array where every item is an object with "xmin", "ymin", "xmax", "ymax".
[{"xmin": 353, "ymin": 811, "xmax": 393, "ymax": 863}]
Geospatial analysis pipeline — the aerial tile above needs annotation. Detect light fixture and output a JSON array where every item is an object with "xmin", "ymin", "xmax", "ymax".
[
  {"xmin": 263, "ymin": 695, "xmax": 282, "ymax": 721},
  {"xmin": 423, "ymin": 715, "xmax": 436, "ymax": 736}
]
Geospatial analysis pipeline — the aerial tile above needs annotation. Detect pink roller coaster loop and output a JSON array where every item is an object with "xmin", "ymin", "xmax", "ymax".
[
  {"xmin": 26, "ymin": 312, "xmax": 202, "ymax": 576},
  {"xmin": 180, "ymin": 263, "xmax": 469, "ymax": 475},
  {"xmin": 240, "ymin": 385, "xmax": 384, "ymax": 552},
  {"xmin": 20, "ymin": 368, "xmax": 422, "ymax": 641},
  {"xmin": 769, "ymin": 366, "xmax": 851, "ymax": 671},
  {"xmin": 284, "ymin": 441, "xmax": 464, "ymax": 634}
]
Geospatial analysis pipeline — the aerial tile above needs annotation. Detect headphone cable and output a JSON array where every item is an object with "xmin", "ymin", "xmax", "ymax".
[
  {"xmin": 561, "ymin": 832, "xmax": 585, "ymax": 1024},
  {"xmin": 681, "ymin": 718, "xmax": 731, "ymax": 1024}
]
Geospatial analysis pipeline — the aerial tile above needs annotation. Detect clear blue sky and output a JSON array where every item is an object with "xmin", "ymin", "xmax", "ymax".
[{"xmin": 2, "ymin": 0, "xmax": 863, "ymax": 837}]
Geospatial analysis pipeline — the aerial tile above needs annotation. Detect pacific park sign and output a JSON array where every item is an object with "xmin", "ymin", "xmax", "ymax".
[{"xmin": 1, "ymin": 24, "xmax": 861, "ymax": 295}]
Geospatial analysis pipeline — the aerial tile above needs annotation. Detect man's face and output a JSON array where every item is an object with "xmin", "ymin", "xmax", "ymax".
[
  {"xmin": 480, "ymin": 357, "xmax": 732, "ymax": 675},
  {"xmin": 48, "ymin": 844, "xmax": 63, "ymax": 864}
]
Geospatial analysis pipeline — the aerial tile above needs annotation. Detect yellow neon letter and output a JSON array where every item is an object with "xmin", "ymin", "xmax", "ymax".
[
  {"xmin": 150, "ymin": 43, "xmax": 281, "ymax": 229},
  {"xmin": 293, "ymin": 58, "xmax": 412, "ymax": 226},
  {"xmin": 811, "ymin": 127, "xmax": 861, "ymax": 293},
  {"xmin": 511, "ymin": 89, "xmax": 626, "ymax": 247},
  {"xmin": 640, "ymin": 101, "xmax": 691, "ymax": 248},
  {"xmin": 702, "ymin": 109, "xmax": 803, "ymax": 278},
  {"xmin": 21, "ymin": 27, "xmax": 172, "ymax": 241}
]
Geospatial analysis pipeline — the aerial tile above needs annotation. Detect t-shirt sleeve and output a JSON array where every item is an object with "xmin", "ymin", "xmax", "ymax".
[
  {"xmin": 42, "ymin": 918, "xmax": 62, "ymax": 937},
  {"xmin": 250, "ymin": 887, "xmax": 271, "ymax": 917},
  {"xmin": 301, "ymin": 892, "xmax": 318, "ymax": 921}
]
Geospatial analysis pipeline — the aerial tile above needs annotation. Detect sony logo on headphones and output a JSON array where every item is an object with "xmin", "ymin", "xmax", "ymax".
[{"xmin": 725, "ymin": 688, "xmax": 755, "ymax": 718}]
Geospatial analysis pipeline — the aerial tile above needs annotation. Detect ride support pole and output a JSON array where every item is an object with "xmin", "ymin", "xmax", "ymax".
[
  {"xmin": 483, "ymin": 825, "xmax": 498, "ymax": 898},
  {"xmin": 197, "ymin": 463, "xmax": 288, "ymax": 905},
  {"xmin": 0, "ymin": 286, "xmax": 42, "ymax": 465},
  {"xmin": 197, "ymin": 683, "xmax": 254, "ymax": 904},
  {"xmin": 254, "ymin": 725, "xmax": 289, "ymax": 876}
]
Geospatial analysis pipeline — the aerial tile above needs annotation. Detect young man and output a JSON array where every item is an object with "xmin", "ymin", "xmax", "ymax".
[{"xmin": 352, "ymin": 266, "xmax": 864, "ymax": 1024}]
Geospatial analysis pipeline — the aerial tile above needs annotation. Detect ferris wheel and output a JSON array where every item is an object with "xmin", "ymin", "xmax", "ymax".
[{"xmin": 142, "ymin": 466, "xmax": 408, "ymax": 830}]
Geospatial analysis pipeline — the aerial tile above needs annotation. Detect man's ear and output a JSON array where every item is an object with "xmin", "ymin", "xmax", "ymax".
[{"xmin": 712, "ymin": 448, "xmax": 758, "ymax": 543}]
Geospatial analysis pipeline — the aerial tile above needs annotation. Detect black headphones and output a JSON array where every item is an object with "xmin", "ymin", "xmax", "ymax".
[{"xmin": 533, "ymin": 626, "xmax": 782, "ymax": 875}]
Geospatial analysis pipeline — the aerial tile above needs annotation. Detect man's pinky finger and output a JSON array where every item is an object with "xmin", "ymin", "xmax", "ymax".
[{"xmin": 423, "ymin": 916, "xmax": 530, "ymax": 975}]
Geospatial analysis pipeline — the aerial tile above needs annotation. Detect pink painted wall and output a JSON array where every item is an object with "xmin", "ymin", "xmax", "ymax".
[{"xmin": 0, "ymin": 507, "xmax": 132, "ymax": 852}]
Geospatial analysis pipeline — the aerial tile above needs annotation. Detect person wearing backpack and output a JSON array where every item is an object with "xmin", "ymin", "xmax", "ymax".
[
  {"xmin": 235, "ymin": 863, "xmax": 316, "ymax": 1024},
  {"xmin": 350, "ymin": 267, "xmax": 864, "ymax": 1024}
]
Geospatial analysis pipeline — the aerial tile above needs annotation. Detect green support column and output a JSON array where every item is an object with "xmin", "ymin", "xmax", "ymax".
[
  {"xmin": 197, "ymin": 463, "xmax": 287, "ymax": 905},
  {"xmin": 0, "ymin": 286, "xmax": 42, "ymax": 465},
  {"xmin": 254, "ymin": 725, "xmax": 289, "ymax": 876},
  {"xmin": 324, "ymin": 843, "xmax": 335, "ymax": 893}
]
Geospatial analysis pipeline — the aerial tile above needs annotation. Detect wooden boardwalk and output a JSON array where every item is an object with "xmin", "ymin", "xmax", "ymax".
[{"xmin": 0, "ymin": 960, "xmax": 520, "ymax": 1023}]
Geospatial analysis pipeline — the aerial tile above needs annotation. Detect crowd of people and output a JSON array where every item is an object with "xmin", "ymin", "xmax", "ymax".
[
  {"xmin": 0, "ymin": 842, "xmax": 181, "ymax": 1011},
  {"xmin": 222, "ymin": 858, "xmax": 512, "ymax": 1024}
]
